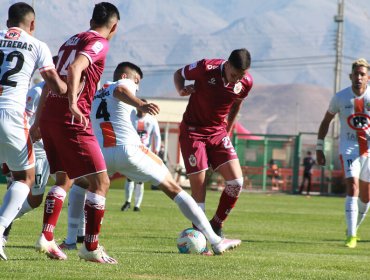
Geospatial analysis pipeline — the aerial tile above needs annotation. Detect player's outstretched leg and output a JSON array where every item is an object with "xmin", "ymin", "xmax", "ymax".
[{"xmin": 159, "ymin": 174, "xmax": 241, "ymax": 255}]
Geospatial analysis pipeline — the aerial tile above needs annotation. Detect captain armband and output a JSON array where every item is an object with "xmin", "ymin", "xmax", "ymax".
[{"xmin": 316, "ymin": 139, "xmax": 324, "ymax": 151}]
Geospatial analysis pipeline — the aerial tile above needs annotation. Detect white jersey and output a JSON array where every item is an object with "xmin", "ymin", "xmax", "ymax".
[
  {"xmin": 26, "ymin": 81, "xmax": 46, "ymax": 158},
  {"xmin": 328, "ymin": 86, "xmax": 370, "ymax": 156},
  {"xmin": 131, "ymin": 112, "xmax": 161, "ymax": 152},
  {"xmin": 0, "ymin": 27, "xmax": 54, "ymax": 112},
  {"xmin": 91, "ymin": 79, "xmax": 141, "ymax": 147}
]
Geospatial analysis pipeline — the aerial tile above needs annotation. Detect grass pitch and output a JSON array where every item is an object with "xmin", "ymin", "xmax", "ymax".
[{"xmin": 1, "ymin": 182, "xmax": 370, "ymax": 280}]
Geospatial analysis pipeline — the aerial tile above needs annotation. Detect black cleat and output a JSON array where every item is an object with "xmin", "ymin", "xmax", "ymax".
[
  {"xmin": 211, "ymin": 224, "xmax": 224, "ymax": 238},
  {"xmin": 133, "ymin": 207, "xmax": 141, "ymax": 212},
  {"xmin": 76, "ymin": 235, "xmax": 85, "ymax": 244},
  {"xmin": 121, "ymin": 202, "xmax": 131, "ymax": 211}
]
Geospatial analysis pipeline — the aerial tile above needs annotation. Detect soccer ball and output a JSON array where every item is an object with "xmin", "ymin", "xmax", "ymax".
[{"xmin": 177, "ymin": 228, "xmax": 207, "ymax": 254}]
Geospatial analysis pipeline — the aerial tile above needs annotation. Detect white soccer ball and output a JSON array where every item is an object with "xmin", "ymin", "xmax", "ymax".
[{"xmin": 177, "ymin": 228, "xmax": 207, "ymax": 254}]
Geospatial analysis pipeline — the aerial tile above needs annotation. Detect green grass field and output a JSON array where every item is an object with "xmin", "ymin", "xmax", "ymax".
[{"xmin": 1, "ymin": 181, "xmax": 370, "ymax": 280}]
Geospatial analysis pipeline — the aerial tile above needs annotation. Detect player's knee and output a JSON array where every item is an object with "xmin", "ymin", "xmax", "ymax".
[
  {"xmin": 28, "ymin": 194, "xmax": 44, "ymax": 208},
  {"xmin": 225, "ymin": 178, "xmax": 243, "ymax": 197}
]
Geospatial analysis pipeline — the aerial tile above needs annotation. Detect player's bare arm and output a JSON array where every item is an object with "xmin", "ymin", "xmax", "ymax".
[
  {"xmin": 316, "ymin": 111, "xmax": 335, "ymax": 166},
  {"xmin": 113, "ymin": 85, "xmax": 160, "ymax": 115},
  {"xmin": 67, "ymin": 54, "xmax": 90, "ymax": 129},
  {"xmin": 40, "ymin": 68, "xmax": 67, "ymax": 95},
  {"xmin": 174, "ymin": 69, "xmax": 194, "ymax": 96},
  {"xmin": 226, "ymin": 99, "xmax": 243, "ymax": 133}
]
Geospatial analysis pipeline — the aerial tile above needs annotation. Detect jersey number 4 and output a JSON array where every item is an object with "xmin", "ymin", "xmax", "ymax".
[
  {"xmin": 95, "ymin": 98, "xmax": 110, "ymax": 121},
  {"xmin": 0, "ymin": 50, "xmax": 25, "ymax": 94}
]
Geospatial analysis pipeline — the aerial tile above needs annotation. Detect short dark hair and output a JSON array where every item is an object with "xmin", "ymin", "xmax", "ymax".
[
  {"xmin": 92, "ymin": 2, "xmax": 120, "ymax": 26},
  {"xmin": 113, "ymin": 62, "xmax": 143, "ymax": 81},
  {"xmin": 228, "ymin": 48, "xmax": 251, "ymax": 70},
  {"xmin": 8, "ymin": 2, "xmax": 34, "ymax": 26}
]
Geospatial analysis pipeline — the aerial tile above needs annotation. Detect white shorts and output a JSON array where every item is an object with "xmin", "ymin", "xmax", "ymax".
[
  {"xmin": 340, "ymin": 154, "xmax": 370, "ymax": 182},
  {"xmin": 0, "ymin": 109, "xmax": 34, "ymax": 171},
  {"xmin": 32, "ymin": 156, "xmax": 50, "ymax": 196},
  {"xmin": 102, "ymin": 144, "xmax": 168, "ymax": 186}
]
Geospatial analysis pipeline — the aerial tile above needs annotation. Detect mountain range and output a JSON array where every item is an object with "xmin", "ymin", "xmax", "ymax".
[{"xmin": 1, "ymin": 0, "xmax": 370, "ymax": 134}]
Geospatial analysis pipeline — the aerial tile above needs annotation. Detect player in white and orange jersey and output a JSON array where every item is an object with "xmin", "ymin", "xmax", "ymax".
[
  {"xmin": 91, "ymin": 61, "xmax": 242, "ymax": 255},
  {"xmin": 0, "ymin": 3, "xmax": 66, "ymax": 260},
  {"xmin": 317, "ymin": 58, "xmax": 370, "ymax": 248},
  {"xmin": 121, "ymin": 99, "xmax": 161, "ymax": 212}
]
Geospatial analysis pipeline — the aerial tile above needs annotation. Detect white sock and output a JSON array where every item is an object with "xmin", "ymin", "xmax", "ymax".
[
  {"xmin": 134, "ymin": 182, "xmax": 144, "ymax": 208},
  {"xmin": 65, "ymin": 184, "xmax": 86, "ymax": 244},
  {"xmin": 345, "ymin": 196, "xmax": 358, "ymax": 237},
  {"xmin": 197, "ymin": 202, "xmax": 205, "ymax": 212},
  {"xmin": 174, "ymin": 190, "xmax": 222, "ymax": 245},
  {"xmin": 77, "ymin": 210, "xmax": 85, "ymax": 238},
  {"xmin": 357, "ymin": 199, "xmax": 370, "ymax": 230},
  {"xmin": 125, "ymin": 180, "xmax": 134, "ymax": 203},
  {"xmin": 0, "ymin": 181, "xmax": 30, "ymax": 229},
  {"xmin": 14, "ymin": 199, "xmax": 33, "ymax": 220}
]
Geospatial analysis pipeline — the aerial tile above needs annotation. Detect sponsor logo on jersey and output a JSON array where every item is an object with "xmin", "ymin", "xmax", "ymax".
[
  {"xmin": 234, "ymin": 82, "xmax": 242, "ymax": 94},
  {"xmin": 347, "ymin": 113, "xmax": 370, "ymax": 131},
  {"xmin": 92, "ymin": 41, "xmax": 104, "ymax": 54},
  {"xmin": 5, "ymin": 29, "xmax": 21, "ymax": 40},
  {"xmin": 208, "ymin": 78, "xmax": 216, "ymax": 85},
  {"xmin": 189, "ymin": 154, "xmax": 197, "ymax": 167},
  {"xmin": 189, "ymin": 62, "xmax": 198, "ymax": 70},
  {"xmin": 206, "ymin": 65, "xmax": 218, "ymax": 70}
]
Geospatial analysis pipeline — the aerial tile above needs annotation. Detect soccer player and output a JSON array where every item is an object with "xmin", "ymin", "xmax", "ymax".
[
  {"xmin": 0, "ymin": 2, "xmax": 66, "ymax": 260},
  {"xmin": 121, "ymin": 99, "xmax": 161, "ymax": 212},
  {"xmin": 2, "ymin": 81, "xmax": 51, "ymax": 244},
  {"xmin": 298, "ymin": 151, "xmax": 315, "ymax": 195},
  {"xmin": 31, "ymin": 2, "xmax": 120, "ymax": 263},
  {"xmin": 316, "ymin": 58, "xmax": 370, "ymax": 249},
  {"xmin": 173, "ymin": 48, "xmax": 253, "ymax": 237},
  {"xmin": 91, "ymin": 61, "xmax": 241, "ymax": 255}
]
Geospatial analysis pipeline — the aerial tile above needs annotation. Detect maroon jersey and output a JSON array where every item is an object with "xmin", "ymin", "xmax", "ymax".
[
  {"xmin": 181, "ymin": 59, "xmax": 253, "ymax": 134},
  {"xmin": 41, "ymin": 30, "xmax": 109, "ymax": 126}
]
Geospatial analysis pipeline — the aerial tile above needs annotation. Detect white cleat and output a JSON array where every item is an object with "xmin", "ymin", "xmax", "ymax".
[
  {"xmin": 35, "ymin": 234, "xmax": 67, "ymax": 260},
  {"xmin": 78, "ymin": 243, "xmax": 118, "ymax": 264},
  {"xmin": 211, "ymin": 238, "xmax": 241, "ymax": 255},
  {"xmin": 0, "ymin": 238, "xmax": 7, "ymax": 260}
]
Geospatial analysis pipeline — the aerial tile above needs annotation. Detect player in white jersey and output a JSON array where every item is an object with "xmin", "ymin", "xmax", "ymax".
[
  {"xmin": 2, "ymin": 81, "xmax": 50, "ymax": 241},
  {"xmin": 0, "ymin": 3, "xmax": 66, "ymax": 260},
  {"xmin": 91, "ymin": 61, "xmax": 241, "ymax": 255},
  {"xmin": 317, "ymin": 58, "xmax": 370, "ymax": 249},
  {"xmin": 121, "ymin": 99, "xmax": 162, "ymax": 212}
]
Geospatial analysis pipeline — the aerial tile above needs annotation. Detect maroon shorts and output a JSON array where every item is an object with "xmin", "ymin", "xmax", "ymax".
[
  {"xmin": 40, "ymin": 121, "xmax": 106, "ymax": 179},
  {"xmin": 179, "ymin": 123, "xmax": 239, "ymax": 175}
]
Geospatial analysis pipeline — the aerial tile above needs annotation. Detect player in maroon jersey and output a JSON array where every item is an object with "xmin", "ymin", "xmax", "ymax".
[
  {"xmin": 174, "ymin": 49, "xmax": 253, "ymax": 238},
  {"xmin": 31, "ymin": 2, "xmax": 120, "ymax": 264}
]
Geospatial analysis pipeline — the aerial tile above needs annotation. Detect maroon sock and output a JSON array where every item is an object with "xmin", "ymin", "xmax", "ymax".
[
  {"xmin": 42, "ymin": 187, "xmax": 66, "ymax": 241},
  {"xmin": 210, "ymin": 183, "xmax": 242, "ymax": 229},
  {"xmin": 84, "ymin": 200, "xmax": 105, "ymax": 251}
]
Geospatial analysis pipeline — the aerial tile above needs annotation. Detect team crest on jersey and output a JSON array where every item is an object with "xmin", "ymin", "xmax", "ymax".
[
  {"xmin": 189, "ymin": 62, "xmax": 198, "ymax": 70},
  {"xmin": 92, "ymin": 41, "xmax": 104, "ymax": 54},
  {"xmin": 347, "ymin": 113, "xmax": 370, "ymax": 131},
  {"xmin": 5, "ymin": 29, "xmax": 21, "ymax": 40},
  {"xmin": 208, "ymin": 78, "xmax": 216, "ymax": 85},
  {"xmin": 233, "ymin": 82, "xmax": 242, "ymax": 94},
  {"xmin": 188, "ymin": 154, "xmax": 197, "ymax": 167}
]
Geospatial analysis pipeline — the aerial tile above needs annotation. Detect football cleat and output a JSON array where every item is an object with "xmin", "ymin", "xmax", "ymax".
[
  {"xmin": 211, "ymin": 238, "xmax": 241, "ymax": 255},
  {"xmin": 211, "ymin": 224, "xmax": 224, "ymax": 238},
  {"xmin": 78, "ymin": 243, "xmax": 118, "ymax": 264},
  {"xmin": 77, "ymin": 235, "xmax": 85, "ymax": 243},
  {"xmin": 345, "ymin": 236, "xmax": 357, "ymax": 248},
  {"xmin": 133, "ymin": 206, "xmax": 141, "ymax": 212},
  {"xmin": 59, "ymin": 240, "xmax": 77, "ymax": 250},
  {"xmin": 35, "ymin": 234, "xmax": 67, "ymax": 260},
  {"xmin": 0, "ymin": 238, "xmax": 7, "ymax": 260},
  {"xmin": 121, "ymin": 201, "xmax": 131, "ymax": 211},
  {"xmin": 200, "ymin": 247, "xmax": 213, "ymax": 256}
]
